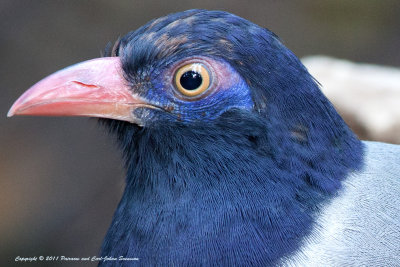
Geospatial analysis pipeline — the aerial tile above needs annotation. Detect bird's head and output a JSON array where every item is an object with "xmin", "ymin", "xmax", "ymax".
[
  {"xmin": 9, "ymin": 10, "xmax": 361, "ymax": 184},
  {"xmin": 9, "ymin": 10, "xmax": 259, "ymax": 124}
]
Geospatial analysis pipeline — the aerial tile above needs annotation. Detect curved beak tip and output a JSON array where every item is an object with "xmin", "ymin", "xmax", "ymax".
[{"xmin": 7, "ymin": 100, "xmax": 20, "ymax": 117}]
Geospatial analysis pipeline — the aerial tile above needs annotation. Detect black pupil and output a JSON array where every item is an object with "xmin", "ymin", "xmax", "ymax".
[{"xmin": 180, "ymin": 71, "xmax": 202, "ymax": 90}]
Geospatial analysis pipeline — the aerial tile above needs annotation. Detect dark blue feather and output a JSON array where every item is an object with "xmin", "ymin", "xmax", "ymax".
[{"xmin": 100, "ymin": 9, "xmax": 363, "ymax": 266}]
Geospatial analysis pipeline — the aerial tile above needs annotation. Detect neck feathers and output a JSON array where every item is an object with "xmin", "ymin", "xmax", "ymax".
[{"xmin": 100, "ymin": 109, "xmax": 363, "ymax": 264}]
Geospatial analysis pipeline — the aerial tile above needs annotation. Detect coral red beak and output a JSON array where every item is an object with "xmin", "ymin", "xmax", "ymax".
[{"xmin": 8, "ymin": 57, "xmax": 149, "ymax": 123}]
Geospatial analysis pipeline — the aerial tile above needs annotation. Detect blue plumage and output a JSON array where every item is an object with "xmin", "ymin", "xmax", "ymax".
[
  {"xmin": 10, "ymin": 9, "xmax": 399, "ymax": 267},
  {"xmin": 100, "ymin": 9, "xmax": 363, "ymax": 265}
]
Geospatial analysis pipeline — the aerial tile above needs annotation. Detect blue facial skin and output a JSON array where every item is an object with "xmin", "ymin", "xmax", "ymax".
[
  {"xmin": 100, "ymin": 10, "xmax": 363, "ymax": 266},
  {"xmin": 146, "ymin": 58, "xmax": 254, "ymax": 123}
]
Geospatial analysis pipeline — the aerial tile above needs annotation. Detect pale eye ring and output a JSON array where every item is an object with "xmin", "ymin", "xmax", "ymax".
[{"xmin": 174, "ymin": 63, "xmax": 211, "ymax": 97}]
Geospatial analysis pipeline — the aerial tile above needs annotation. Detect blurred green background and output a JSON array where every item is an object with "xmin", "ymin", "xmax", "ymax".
[{"xmin": 1, "ymin": 0, "xmax": 399, "ymax": 266}]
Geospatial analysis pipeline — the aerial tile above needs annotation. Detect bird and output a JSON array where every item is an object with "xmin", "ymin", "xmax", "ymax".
[{"xmin": 8, "ymin": 9, "xmax": 400, "ymax": 266}]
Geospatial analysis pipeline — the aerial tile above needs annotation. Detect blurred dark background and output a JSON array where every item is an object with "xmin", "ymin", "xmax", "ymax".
[{"xmin": 1, "ymin": 1, "xmax": 399, "ymax": 266}]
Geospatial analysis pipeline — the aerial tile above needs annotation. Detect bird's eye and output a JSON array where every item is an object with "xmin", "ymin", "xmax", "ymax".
[{"xmin": 174, "ymin": 63, "xmax": 211, "ymax": 97}]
